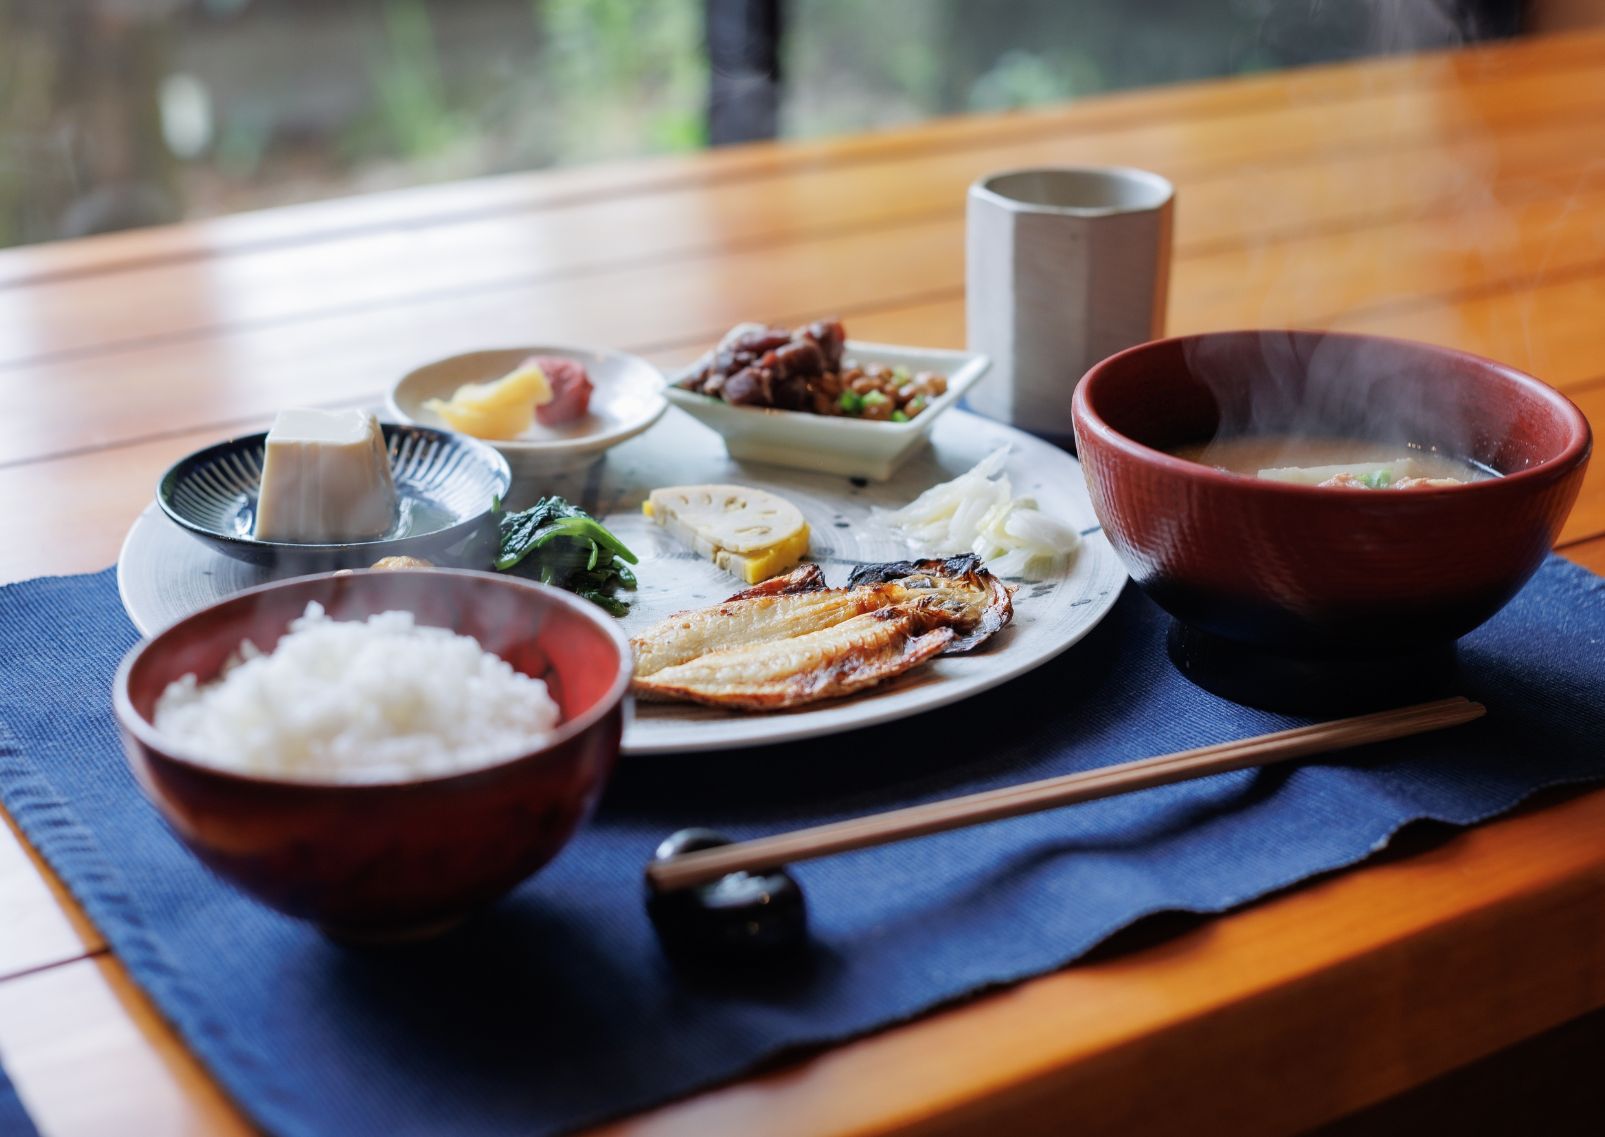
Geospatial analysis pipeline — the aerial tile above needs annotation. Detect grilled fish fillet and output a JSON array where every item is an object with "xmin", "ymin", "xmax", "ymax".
[
  {"xmin": 633, "ymin": 603, "xmax": 957, "ymax": 710},
  {"xmin": 632, "ymin": 557, "xmax": 1009, "ymax": 679},
  {"xmin": 629, "ymin": 554, "xmax": 1014, "ymax": 710},
  {"xmin": 634, "ymin": 579, "xmax": 912, "ymax": 679}
]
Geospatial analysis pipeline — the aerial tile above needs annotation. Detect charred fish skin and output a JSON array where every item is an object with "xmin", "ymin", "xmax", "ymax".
[
  {"xmin": 846, "ymin": 555, "xmax": 1013, "ymax": 654},
  {"xmin": 632, "ymin": 603, "xmax": 958, "ymax": 711},
  {"xmin": 845, "ymin": 553, "xmax": 987, "ymax": 586},
  {"xmin": 722, "ymin": 562, "xmax": 827, "ymax": 601}
]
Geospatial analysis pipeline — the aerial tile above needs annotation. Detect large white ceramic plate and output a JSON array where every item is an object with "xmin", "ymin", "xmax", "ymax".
[{"xmin": 119, "ymin": 408, "xmax": 1126, "ymax": 754}]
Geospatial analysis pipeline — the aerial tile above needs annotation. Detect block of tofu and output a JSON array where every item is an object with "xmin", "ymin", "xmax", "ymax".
[
  {"xmin": 254, "ymin": 409, "xmax": 398, "ymax": 543},
  {"xmin": 643, "ymin": 484, "xmax": 810, "ymax": 584}
]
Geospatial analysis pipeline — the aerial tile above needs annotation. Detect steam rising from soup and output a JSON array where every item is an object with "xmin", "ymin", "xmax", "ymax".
[{"xmin": 1167, "ymin": 332, "xmax": 1518, "ymax": 490}]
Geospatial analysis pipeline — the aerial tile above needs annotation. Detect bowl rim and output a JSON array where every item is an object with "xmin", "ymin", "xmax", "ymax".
[
  {"xmin": 1072, "ymin": 328, "xmax": 1593, "ymax": 496},
  {"xmin": 662, "ymin": 339, "xmax": 991, "ymax": 434},
  {"xmin": 388, "ymin": 344, "xmax": 669, "ymax": 455},
  {"xmin": 113, "ymin": 567, "xmax": 634, "ymax": 791},
  {"xmin": 156, "ymin": 421, "xmax": 512, "ymax": 553}
]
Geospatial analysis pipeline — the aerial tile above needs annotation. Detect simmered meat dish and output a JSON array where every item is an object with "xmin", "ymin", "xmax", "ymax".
[{"xmin": 677, "ymin": 320, "xmax": 947, "ymax": 420}]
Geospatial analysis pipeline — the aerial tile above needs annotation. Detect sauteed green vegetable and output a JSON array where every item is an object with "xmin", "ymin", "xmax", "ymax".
[{"xmin": 492, "ymin": 496, "xmax": 638, "ymax": 616}]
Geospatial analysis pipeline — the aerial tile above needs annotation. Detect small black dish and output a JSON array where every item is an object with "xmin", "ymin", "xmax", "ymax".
[{"xmin": 157, "ymin": 423, "xmax": 511, "ymax": 570}]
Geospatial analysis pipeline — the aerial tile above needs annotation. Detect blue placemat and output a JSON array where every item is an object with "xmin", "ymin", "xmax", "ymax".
[
  {"xmin": 0, "ymin": 1055, "xmax": 39, "ymax": 1137},
  {"xmin": 2, "ymin": 559, "xmax": 1603, "ymax": 1137}
]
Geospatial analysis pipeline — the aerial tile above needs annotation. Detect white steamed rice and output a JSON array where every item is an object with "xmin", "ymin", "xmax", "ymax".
[{"xmin": 154, "ymin": 602, "xmax": 561, "ymax": 783}]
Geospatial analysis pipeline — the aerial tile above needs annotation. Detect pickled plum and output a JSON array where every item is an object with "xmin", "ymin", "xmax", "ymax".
[{"xmin": 529, "ymin": 355, "xmax": 594, "ymax": 426}]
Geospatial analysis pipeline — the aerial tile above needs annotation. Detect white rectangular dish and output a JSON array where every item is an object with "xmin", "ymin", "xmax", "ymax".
[{"xmin": 662, "ymin": 340, "xmax": 991, "ymax": 480}]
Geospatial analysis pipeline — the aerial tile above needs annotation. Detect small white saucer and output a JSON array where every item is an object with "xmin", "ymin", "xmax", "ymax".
[{"xmin": 389, "ymin": 345, "xmax": 668, "ymax": 482}]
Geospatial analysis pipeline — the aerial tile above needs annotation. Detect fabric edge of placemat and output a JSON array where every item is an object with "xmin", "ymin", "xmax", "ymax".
[
  {"xmin": 0, "ymin": 590, "xmax": 318, "ymax": 1137},
  {"xmin": 0, "ymin": 1042, "xmax": 42, "ymax": 1137}
]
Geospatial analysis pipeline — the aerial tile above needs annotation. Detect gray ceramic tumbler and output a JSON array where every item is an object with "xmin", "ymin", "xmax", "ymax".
[{"xmin": 966, "ymin": 167, "xmax": 1173, "ymax": 440}]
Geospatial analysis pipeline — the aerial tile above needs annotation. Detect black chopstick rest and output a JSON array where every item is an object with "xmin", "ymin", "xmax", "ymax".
[{"xmin": 645, "ymin": 828, "xmax": 810, "ymax": 964}]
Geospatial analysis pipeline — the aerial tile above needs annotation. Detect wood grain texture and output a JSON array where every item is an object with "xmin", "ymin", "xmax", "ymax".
[
  {"xmin": 0, "ymin": 956, "xmax": 251, "ymax": 1137},
  {"xmin": 3, "ymin": 27, "xmax": 1605, "ymax": 1137},
  {"xmin": 0, "ymin": 812, "xmax": 103, "ymax": 980},
  {"xmin": 1566, "ymin": 532, "xmax": 1605, "ymax": 574},
  {"xmin": 2, "ymin": 144, "xmax": 1602, "ymax": 467},
  {"xmin": 1, "ymin": 78, "xmax": 1601, "ymax": 370}
]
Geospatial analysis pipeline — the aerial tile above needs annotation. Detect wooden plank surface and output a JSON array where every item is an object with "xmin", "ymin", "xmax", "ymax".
[
  {"xmin": 0, "ymin": 813, "xmax": 103, "ymax": 981},
  {"xmin": 3, "ymin": 64, "xmax": 1602, "ymax": 370},
  {"xmin": 4, "ymin": 115, "xmax": 1605, "ymax": 465},
  {"xmin": 3, "ymin": 27, "xmax": 1605, "ymax": 1137}
]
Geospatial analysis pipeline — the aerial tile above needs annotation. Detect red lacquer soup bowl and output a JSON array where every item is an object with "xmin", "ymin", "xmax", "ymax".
[
  {"xmin": 1072, "ymin": 331, "xmax": 1590, "ymax": 705},
  {"xmin": 113, "ymin": 569, "xmax": 631, "ymax": 941}
]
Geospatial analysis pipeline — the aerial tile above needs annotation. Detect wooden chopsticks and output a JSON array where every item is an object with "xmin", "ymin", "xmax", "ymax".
[{"xmin": 646, "ymin": 696, "xmax": 1485, "ymax": 891}]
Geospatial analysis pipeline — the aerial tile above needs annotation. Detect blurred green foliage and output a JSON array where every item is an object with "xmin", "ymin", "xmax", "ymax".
[
  {"xmin": 531, "ymin": 0, "xmax": 706, "ymax": 158},
  {"xmin": 0, "ymin": 0, "xmax": 1392, "ymax": 248},
  {"xmin": 365, "ymin": 0, "xmax": 461, "ymax": 159}
]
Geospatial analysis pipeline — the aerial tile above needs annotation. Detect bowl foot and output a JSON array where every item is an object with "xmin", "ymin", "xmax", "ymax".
[
  {"xmin": 318, "ymin": 914, "xmax": 467, "ymax": 946},
  {"xmin": 1166, "ymin": 621, "xmax": 1460, "ymax": 716}
]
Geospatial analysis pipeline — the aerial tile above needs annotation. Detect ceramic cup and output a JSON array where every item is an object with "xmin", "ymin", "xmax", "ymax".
[{"xmin": 965, "ymin": 166, "xmax": 1174, "ymax": 441}]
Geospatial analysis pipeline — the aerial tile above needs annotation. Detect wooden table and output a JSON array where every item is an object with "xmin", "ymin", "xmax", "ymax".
[{"xmin": 4, "ymin": 29, "xmax": 1605, "ymax": 1137}]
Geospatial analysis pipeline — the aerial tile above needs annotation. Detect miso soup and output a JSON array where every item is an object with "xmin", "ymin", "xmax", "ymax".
[{"xmin": 1171, "ymin": 437, "xmax": 1495, "ymax": 489}]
